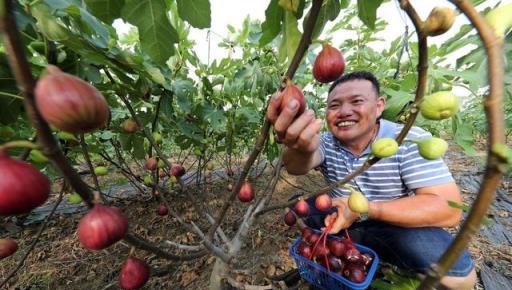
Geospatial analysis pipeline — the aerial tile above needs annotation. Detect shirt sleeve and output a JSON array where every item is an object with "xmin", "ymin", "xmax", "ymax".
[{"xmin": 399, "ymin": 129, "xmax": 454, "ymax": 190}]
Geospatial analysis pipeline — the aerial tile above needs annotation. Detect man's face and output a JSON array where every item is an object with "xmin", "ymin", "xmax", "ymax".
[{"xmin": 326, "ymin": 79, "xmax": 385, "ymax": 145}]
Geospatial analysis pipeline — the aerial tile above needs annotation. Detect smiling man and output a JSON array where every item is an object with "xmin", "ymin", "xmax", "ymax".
[{"xmin": 267, "ymin": 71, "xmax": 476, "ymax": 289}]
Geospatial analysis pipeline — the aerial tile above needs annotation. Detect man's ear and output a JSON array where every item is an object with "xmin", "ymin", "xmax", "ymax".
[{"xmin": 376, "ymin": 96, "xmax": 386, "ymax": 117}]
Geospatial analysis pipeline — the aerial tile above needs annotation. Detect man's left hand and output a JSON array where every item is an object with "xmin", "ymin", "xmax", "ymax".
[{"xmin": 323, "ymin": 197, "xmax": 360, "ymax": 234}]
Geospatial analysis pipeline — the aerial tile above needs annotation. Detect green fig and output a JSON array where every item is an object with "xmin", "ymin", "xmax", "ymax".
[
  {"xmin": 94, "ymin": 166, "xmax": 108, "ymax": 176},
  {"xmin": 420, "ymin": 91, "xmax": 459, "ymax": 120},
  {"xmin": 485, "ymin": 3, "xmax": 512, "ymax": 41},
  {"xmin": 414, "ymin": 137, "xmax": 448, "ymax": 160},
  {"xmin": 152, "ymin": 132, "xmax": 163, "ymax": 144},
  {"xmin": 492, "ymin": 143, "xmax": 512, "ymax": 164},
  {"xmin": 29, "ymin": 149, "xmax": 49, "ymax": 164},
  {"xmin": 157, "ymin": 159, "xmax": 165, "ymax": 168},
  {"xmin": 371, "ymin": 138, "xmax": 399, "ymax": 158},
  {"xmin": 194, "ymin": 148, "xmax": 202, "ymax": 157},
  {"xmin": 347, "ymin": 187, "xmax": 369, "ymax": 214},
  {"xmin": 57, "ymin": 131, "xmax": 79, "ymax": 142},
  {"xmin": 0, "ymin": 126, "xmax": 15, "ymax": 139},
  {"xmin": 143, "ymin": 175, "xmax": 153, "ymax": 186},
  {"xmin": 423, "ymin": 6, "xmax": 456, "ymax": 37},
  {"xmin": 67, "ymin": 193, "xmax": 82, "ymax": 204}
]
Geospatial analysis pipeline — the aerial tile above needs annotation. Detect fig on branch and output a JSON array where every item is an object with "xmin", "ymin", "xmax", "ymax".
[
  {"xmin": 313, "ymin": 43, "xmax": 345, "ymax": 83},
  {"xmin": 144, "ymin": 158, "xmax": 158, "ymax": 171},
  {"xmin": 371, "ymin": 138, "xmax": 399, "ymax": 158},
  {"xmin": 413, "ymin": 137, "xmax": 448, "ymax": 160},
  {"xmin": 420, "ymin": 91, "xmax": 459, "ymax": 120},
  {"xmin": 119, "ymin": 257, "xmax": 150, "ymax": 290},
  {"xmin": 143, "ymin": 175, "xmax": 153, "ymax": 186},
  {"xmin": 238, "ymin": 181, "xmax": 254, "ymax": 202},
  {"xmin": 152, "ymin": 132, "xmax": 162, "ymax": 144},
  {"xmin": 94, "ymin": 166, "xmax": 108, "ymax": 176},
  {"xmin": 78, "ymin": 204, "xmax": 129, "ymax": 250},
  {"xmin": 315, "ymin": 194, "xmax": 332, "ymax": 211},
  {"xmin": 35, "ymin": 65, "xmax": 110, "ymax": 133},
  {"xmin": 171, "ymin": 165, "xmax": 185, "ymax": 177},
  {"xmin": 347, "ymin": 187, "xmax": 369, "ymax": 214},
  {"xmin": 121, "ymin": 118, "xmax": 139, "ymax": 133},
  {"xmin": 294, "ymin": 199, "xmax": 310, "ymax": 217},
  {"xmin": 423, "ymin": 6, "xmax": 456, "ymax": 37},
  {"xmin": 29, "ymin": 149, "xmax": 49, "ymax": 164},
  {"xmin": 0, "ymin": 149, "xmax": 50, "ymax": 215},
  {"xmin": 278, "ymin": 80, "xmax": 306, "ymax": 118},
  {"xmin": 284, "ymin": 210, "xmax": 297, "ymax": 226},
  {"xmin": 0, "ymin": 238, "xmax": 18, "ymax": 259},
  {"xmin": 157, "ymin": 160, "xmax": 165, "ymax": 169},
  {"xmin": 67, "ymin": 192, "xmax": 83, "ymax": 204},
  {"xmin": 485, "ymin": 3, "xmax": 512, "ymax": 41}
]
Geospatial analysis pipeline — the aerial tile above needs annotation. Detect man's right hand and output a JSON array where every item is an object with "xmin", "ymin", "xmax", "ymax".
[{"xmin": 266, "ymin": 92, "xmax": 323, "ymax": 154}]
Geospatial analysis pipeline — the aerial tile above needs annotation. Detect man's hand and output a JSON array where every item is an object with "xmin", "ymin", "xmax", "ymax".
[
  {"xmin": 323, "ymin": 197, "xmax": 360, "ymax": 234},
  {"xmin": 267, "ymin": 92, "xmax": 323, "ymax": 153}
]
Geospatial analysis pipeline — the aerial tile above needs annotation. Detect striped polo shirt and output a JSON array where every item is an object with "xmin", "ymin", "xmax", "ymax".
[{"xmin": 318, "ymin": 119, "xmax": 454, "ymax": 201}]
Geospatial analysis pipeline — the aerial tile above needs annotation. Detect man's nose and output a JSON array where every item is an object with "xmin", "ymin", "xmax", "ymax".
[{"xmin": 336, "ymin": 104, "xmax": 353, "ymax": 117}]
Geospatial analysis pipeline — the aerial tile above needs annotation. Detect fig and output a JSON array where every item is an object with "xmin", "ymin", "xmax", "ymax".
[
  {"xmin": 170, "ymin": 165, "xmax": 185, "ymax": 177},
  {"xmin": 0, "ymin": 238, "xmax": 18, "ymax": 259},
  {"xmin": 371, "ymin": 138, "xmax": 399, "ymax": 158},
  {"xmin": 0, "ymin": 126, "xmax": 15, "ymax": 139},
  {"xmin": 294, "ymin": 199, "xmax": 310, "ymax": 217},
  {"xmin": 345, "ymin": 264, "xmax": 366, "ymax": 283},
  {"xmin": 158, "ymin": 169, "xmax": 167, "ymax": 178},
  {"xmin": 485, "ymin": 3, "xmax": 512, "ymax": 41},
  {"xmin": 328, "ymin": 239, "xmax": 347, "ymax": 257},
  {"xmin": 94, "ymin": 166, "xmax": 108, "ymax": 176},
  {"xmin": 144, "ymin": 158, "xmax": 158, "ymax": 171},
  {"xmin": 29, "ymin": 149, "xmax": 49, "ymax": 164},
  {"xmin": 328, "ymin": 256, "xmax": 345, "ymax": 271},
  {"xmin": 157, "ymin": 160, "xmax": 165, "ymax": 169},
  {"xmin": 301, "ymin": 227, "xmax": 313, "ymax": 241},
  {"xmin": 360, "ymin": 253, "xmax": 373, "ymax": 269},
  {"xmin": 121, "ymin": 118, "xmax": 139, "ymax": 133},
  {"xmin": 315, "ymin": 194, "xmax": 332, "ymax": 211},
  {"xmin": 67, "ymin": 193, "xmax": 83, "ymax": 204},
  {"xmin": 238, "ymin": 181, "xmax": 254, "ymax": 202},
  {"xmin": 313, "ymin": 244, "xmax": 330, "ymax": 258},
  {"xmin": 347, "ymin": 187, "xmax": 369, "ymax": 214},
  {"xmin": 284, "ymin": 210, "xmax": 297, "ymax": 226},
  {"xmin": 119, "ymin": 257, "xmax": 150, "ymax": 290},
  {"xmin": 57, "ymin": 131, "xmax": 79, "ymax": 142},
  {"xmin": 313, "ymin": 43, "xmax": 345, "ymax": 83},
  {"xmin": 278, "ymin": 80, "xmax": 306, "ymax": 117},
  {"xmin": 414, "ymin": 137, "xmax": 448, "ymax": 160},
  {"xmin": 194, "ymin": 148, "xmax": 202, "ymax": 157},
  {"xmin": 343, "ymin": 247, "xmax": 362, "ymax": 263},
  {"xmin": 227, "ymin": 183, "xmax": 233, "ymax": 192},
  {"xmin": 297, "ymin": 242, "xmax": 312, "ymax": 259},
  {"xmin": 420, "ymin": 91, "xmax": 459, "ymax": 120},
  {"xmin": 152, "ymin": 132, "xmax": 162, "ymax": 144},
  {"xmin": 307, "ymin": 233, "xmax": 320, "ymax": 245},
  {"xmin": 0, "ymin": 149, "xmax": 50, "ymax": 215},
  {"xmin": 492, "ymin": 143, "xmax": 512, "ymax": 165},
  {"xmin": 157, "ymin": 203, "xmax": 168, "ymax": 216},
  {"xmin": 423, "ymin": 7, "xmax": 456, "ymax": 37},
  {"xmin": 143, "ymin": 175, "xmax": 153, "ymax": 186},
  {"xmin": 78, "ymin": 204, "xmax": 129, "ymax": 250},
  {"xmin": 35, "ymin": 65, "xmax": 109, "ymax": 133},
  {"xmin": 206, "ymin": 162, "xmax": 214, "ymax": 171}
]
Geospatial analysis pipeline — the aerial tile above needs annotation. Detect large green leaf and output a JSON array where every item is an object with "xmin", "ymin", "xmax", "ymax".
[
  {"xmin": 121, "ymin": 0, "xmax": 178, "ymax": 63},
  {"xmin": 305, "ymin": 0, "xmax": 341, "ymax": 40},
  {"xmin": 176, "ymin": 0, "xmax": 211, "ymax": 29},
  {"xmin": 278, "ymin": 11, "xmax": 301, "ymax": 64},
  {"xmin": 357, "ymin": 0, "xmax": 384, "ymax": 30},
  {"xmin": 259, "ymin": 0, "xmax": 284, "ymax": 46},
  {"xmin": 84, "ymin": 0, "xmax": 124, "ymax": 24}
]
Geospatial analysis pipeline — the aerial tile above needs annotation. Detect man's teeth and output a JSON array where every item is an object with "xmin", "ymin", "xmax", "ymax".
[{"xmin": 336, "ymin": 121, "xmax": 356, "ymax": 127}]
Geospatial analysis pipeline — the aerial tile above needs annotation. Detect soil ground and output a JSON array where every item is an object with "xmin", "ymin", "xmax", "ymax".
[{"xmin": 0, "ymin": 140, "xmax": 510, "ymax": 290}]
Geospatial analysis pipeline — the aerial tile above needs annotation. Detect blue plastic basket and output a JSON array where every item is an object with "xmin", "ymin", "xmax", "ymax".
[{"xmin": 289, "ymin": 235, "xmax": 379, "ymax": 290}]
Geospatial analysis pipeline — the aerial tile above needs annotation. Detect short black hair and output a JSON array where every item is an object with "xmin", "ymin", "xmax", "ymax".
[{"xmin": 328, "ymin": 71, "xmax": 380, "ymax": 96}]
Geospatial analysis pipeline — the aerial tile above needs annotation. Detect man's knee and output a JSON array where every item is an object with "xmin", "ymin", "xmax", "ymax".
[{"xmin": 439, "ymin": 267, "xmax": 476, "ymax": 290}]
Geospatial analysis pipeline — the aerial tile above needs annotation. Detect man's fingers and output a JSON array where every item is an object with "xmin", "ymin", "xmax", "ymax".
[
  {"xmin": 283, "ymin": 110, "xmax": 315, "ymax": 144},
  {"xmin": 266, "ymin": 93, "xmax": 282, "ymax": 123},
  {"xmin": 273, "ymin": 99, "xmax": 300, "ymax": 139},
  {"xmin": 296, "ymin": 118, "xmax": 323, "ymax": 150}
]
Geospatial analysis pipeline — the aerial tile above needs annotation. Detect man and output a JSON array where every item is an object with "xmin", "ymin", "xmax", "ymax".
[{"xmin": 267, "ymin": 71, "xmax": 476, "ymax": 289}]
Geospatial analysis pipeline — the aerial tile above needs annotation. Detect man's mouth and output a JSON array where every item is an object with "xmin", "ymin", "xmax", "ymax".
[{"xmin": 336, "ymin": 121, "xmax": 357, "ymax": 127}]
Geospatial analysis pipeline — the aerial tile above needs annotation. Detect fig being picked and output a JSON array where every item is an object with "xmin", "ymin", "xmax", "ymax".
[
  {"xmin": 371, "ymin": 138, "xmax": 399, "ymax": 158},
  {"xmin": 423, "ymin": 7, "xmax": 456, "ymax": 36},
  {"xmin": 0, "ymin": 238, "xmax": 18, "ymax": 259},
  {"xmin": 347, "ymin": 187, "xmax": 369, "ymax": 214},
  {"xmin": 78, "ymin": 204, "xmax": 129, "ymax": 250},
  {"xmin": 0, "ymin": 149, "xmax": 50, "ymax": 215},
  {"xmin": 35, "ymin": 65, "xmax": 109, "ymax": 134},
  {"xmin": 485, "ymin": 3, "xmax": 512, "ymax": 41},
  {"xmin": 119, "ymin": 257, "xmax": 150, "ymax": 290},
  {"xmin": 413, "ymin": 137, "xmax": 448, "ymax": 160},
  {"xmin": 121, "ymin": 118, "xmax": 139, "ymax": 133},
  {"xmin": 313, "ymin": 43, "xmax": 345, "ymax": 83},
  {"xmin": 278, "ymin": 80, "xmax": 306, "ymax": 117},
  {"xmin": 420, "ymin": 91, "xmax": 459, "ymax": 120}
]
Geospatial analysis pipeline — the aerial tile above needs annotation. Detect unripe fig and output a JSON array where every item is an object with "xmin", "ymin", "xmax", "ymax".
[
  {"xmin": 0, "ymin": 149, "xmax": 50, "ymax": 215},
  {"xmin": 94, "ymin": 166, "xmax": 108, "ymax": 176},
  {"xmin": 485, "ymin": 3, "xmax": 512, "ymax": 41},
  {"xmin": 29, "ymin": 149, "xmax": 49, "ymax": 164},
  {"xmin": 0, "ymin": 238, "xmax": 18, "ymax": 259},
  {"xmin": 143, "ymin": 175, "xmax": 153, "ymax": 186},
  {"xmin": 144, "ymin": 158, "xmax": 158, "ymax": 171},
  {"xmin": 194, "ymin": 148, "xmax": 202, "ymax": 157},
  {"xmin": 206, "ymin": 162, "xmax": 214, "ymax": 171},
  {"xmin": 278, "ymin": 80, "xmax": 306, "ymax": 118},
  {"xmin": 35, "ymin": 65, "xmax": 109, "ymax": 133},
  {"xmin": 121, "ymin": 118, "xmax": 138, "ymax": 133},
  {"xmin": 238, "ymin": 181, "xmax": 254, "ymax": 202},
  {"xmin": 294, "ymin": 199, "xmax": 310, "ymax": 217},
  {"xmin": 414, "ymin": 137, "xmax": 448, "ymax": 160},
  {"xmin": 157, "ymin": 203, "xmax": 168, "ymax": 216},
  {"xmin": 420, "ymin": 91, "xmax": 459, "ymax": 120},
  {"xmin": 227, "ymin": 183, "xmax": 233, "ymax": 192},
  {"xmin": 152, "ymin": 132, "xmax": 162, "ymax": 144},
  {"xmin": 492, "ymin": 143, "xmax": 512, "ymax": 164},
  {"xmin": 0, "ymin": 126, "xmax": 15, "ymax": 139},
  {"xmin": 315, "ymin": 194, "xmax": 332, "ymax": 211},
  {"xmin": 67, "ymin": 192, "xmax": 83, "ymax": 204},
  {"xmin": 171, "ymin": 165, "xmax": 185, "ymax": 177},
  {"xmin": 284, "ymin": 210, "xmax": 297, "ymax": 226},
  {"xmin": 78, "ymin": 204, "xmax": 128, "ymax": 250},
  {"xmin": 423, "ymin": 7, "xmax": 456, "ymax": 37},
  {"xmin": 158, "ymin": 169, "xmax": 167, "ymax": 178},
  {"xmin": 157, "ymin": 160, "xmax": 165, "ymax": 169},
  {"xmin": 347, "ymin": 187, "xmax": 369, "ymax": 214},
  {"xmin": 371, "ymin": 138, "xmax": 398, "ymax": 158},
  {"xmin": 119, "ymin": 257, "xmax": 150, "ymax": 290},
  {"xmin": 313, "ymin": 43, "xmax": 345, "ymax": 83},
  {"xmin": 57, "ymin": 131, "xmax": 79, "ymax": 142}
]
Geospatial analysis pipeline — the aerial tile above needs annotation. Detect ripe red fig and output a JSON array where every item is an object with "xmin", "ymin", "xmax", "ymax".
[
  {"xmin": 328, "ymin": 256, "xmax": 345, "ymax": 271},
  {"xmin": 307, "ymin": 233, "xmax": 320, "ymax": 245},
  {"xmin": 121, "ymin": 118, "xmax": 139, "ymax": 133},
  {"xmin": 328, "ymin": 239, "xmax": 347, "ymax": 257},
  {"xmin": 78, "ymin": 204, "xmax": 128, "ymax": 250},
  {"xmin": 313, "ymin": 43, "xmax": 345, "ymax": 83},
  {"xmin": 313, "ymin": 244, "xmax": 330, "ymax": 258},
  {"xmin": 237, "ymin": 181, "xmax": 254, "ymax": 202},
  {"xmin": 360, "ymin": 253, "xmax": 373, "ymax": 269},
  {"xmin": 0, "ymin": 238, "xmax": 18, "ymax": 259},
  {"xmin": 315, "ymin": 194, "xmax": 332, "ymax": 211},
  {"xmin": 297, "ymin": 242, "xmax": 312, "ymax": 259},
  {"xmin": 227, "ymin": 183, "xmax": 233, "ymax": 192},
  {"xmin": 0, "ymin": 149, "xmax": 50, "ymax": 215},
  {"xmin": 343, "ymin": 247, "xmax": 362, "ymax": 263},
  {"xmin": 34, "ymin": 65, "xmax": 109, "ymax": 133},
  {"xmin": 284, "ymin": 210, "xmax": 296, "ymax": 226},
  {"xmin": 294, "ymin": 199, "xmax": 310, "ymax": 217},
  {"xmin": 344, "ymin": 264, "xmax": 366, "ymax": 283},
  {"xmin": 170, "ymin": 165, "xmax": 185, "ymax": 177},
  {"xmin": 144, "ymin": 158, "xmax": 158, "ymax": 171},
  {"xmin": 119, "ymin": 257, "xmax": 150, "ymax": 290},
  {"xmin": 278, "ymin": 80, "xmax": 306, "ymax": 117},
  {"xmin": 157, "ymin": 203, "xmax": 168, "ymax": 216},
  {"xmin": 301, "ymin": 227, "xmax": 313, "ymax": 241}
]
